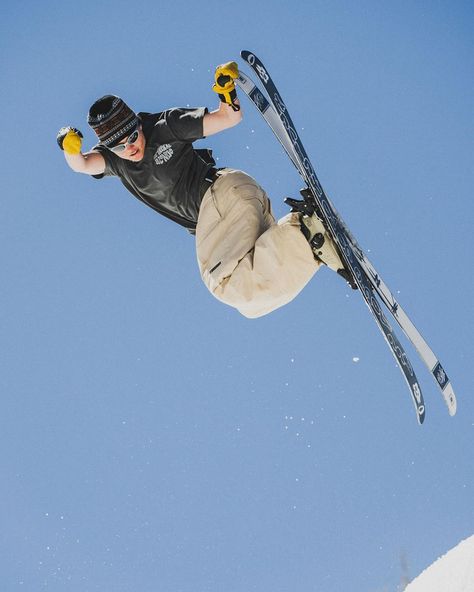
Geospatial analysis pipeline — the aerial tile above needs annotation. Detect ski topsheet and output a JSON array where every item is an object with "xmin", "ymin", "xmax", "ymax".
[{"xmin": 237, "ymin": 50, "xmax": 457, "ymax": 421}]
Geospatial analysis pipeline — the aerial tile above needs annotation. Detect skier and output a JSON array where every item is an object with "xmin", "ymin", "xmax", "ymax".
[{"xmin": 57, "ymin": 61, "xmax": 345, "ymax": 318}]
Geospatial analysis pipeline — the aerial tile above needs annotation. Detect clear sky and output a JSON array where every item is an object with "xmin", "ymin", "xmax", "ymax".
[{"xmin": 1, "ymin": 1, "xmax": 473, "ymax": 591}]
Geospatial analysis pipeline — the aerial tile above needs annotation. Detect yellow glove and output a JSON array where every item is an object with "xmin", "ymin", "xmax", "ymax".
[
  {"xmin": 57, "ymin": 127, "xmax": 83, "ymax": 155},
  {"xmin": 212, "ymin": 61, "xmax": 240, "ymax": 111}
]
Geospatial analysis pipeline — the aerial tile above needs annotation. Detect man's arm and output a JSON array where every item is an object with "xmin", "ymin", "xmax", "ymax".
[
  {"xmin": 203, "ymin": 61, "xmax": 243, "ymax": 136},
  {"xmin": 64, "ymin": 150, "xmax": 106, "ymax": 176},
  {"xmin": 202, "ymin": 100, "xmax": 242, "ymax": 136},
  {"xmin": 57, "ymin": 126, "xmax": 106, "ymax": 176}
]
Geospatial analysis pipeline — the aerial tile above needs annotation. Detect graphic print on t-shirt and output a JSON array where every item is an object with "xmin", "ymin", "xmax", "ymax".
[{"xmin": 154, "ymin": 143, "xmax": 174, "ymax": 165}]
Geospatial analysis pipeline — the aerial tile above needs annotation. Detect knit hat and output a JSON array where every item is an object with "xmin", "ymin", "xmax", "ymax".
[{"xmin": 88, "ymin": 95, "xmax": 139, "ymax": 147}]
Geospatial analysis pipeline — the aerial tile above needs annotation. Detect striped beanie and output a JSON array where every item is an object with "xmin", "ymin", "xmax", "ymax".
[{"xmin": 88, "ymin": 95, "xmax": 139, "ymax": 147}]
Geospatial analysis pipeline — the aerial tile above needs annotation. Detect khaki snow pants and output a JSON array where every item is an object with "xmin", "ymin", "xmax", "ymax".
[{"xmin": 195, "ymin": 169, "xmax": 321, "ymax": 318}]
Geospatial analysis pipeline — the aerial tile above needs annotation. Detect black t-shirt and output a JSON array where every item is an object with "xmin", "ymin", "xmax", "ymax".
[{"xmin": 93, "ymin": 107, "xmax": 214, "ymax": 231}]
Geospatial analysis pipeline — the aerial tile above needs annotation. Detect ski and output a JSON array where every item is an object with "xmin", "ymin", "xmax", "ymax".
[
  {"xmin": 236, "ymin": 68, "xmax": 456, "ymax": 418},
  {"xmin": 236, "ymin": 64, "xmax": 426, "ymax": 425},
  {"xmin": 237, "ymin": 50, "xmax": 457, "ymax": 421}
]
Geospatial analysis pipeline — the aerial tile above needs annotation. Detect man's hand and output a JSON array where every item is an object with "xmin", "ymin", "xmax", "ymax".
[
  {"xmin": 57, "ymin": 127, "xmax": 83, "ymax": 155},
  {"xmin": 57, "ymin": 126, "xmax": 106, "ymax": 176},
  {"xmin": 212, "ymin": 61, "xmax": 240, "ymax": 111}
]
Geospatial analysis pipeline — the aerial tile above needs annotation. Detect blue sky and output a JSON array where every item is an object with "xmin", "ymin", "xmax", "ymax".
[{"xmin": 1, "ymin": 1, "xmax": 473, "ymax": 591}]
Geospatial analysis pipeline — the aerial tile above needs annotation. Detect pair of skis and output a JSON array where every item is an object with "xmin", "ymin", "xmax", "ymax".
[{"xmin": 236, "ymin": 50, "xmax": 457, "ymax": 424}]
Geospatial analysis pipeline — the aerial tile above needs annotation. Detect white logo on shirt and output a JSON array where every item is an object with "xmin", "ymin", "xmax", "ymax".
[{"xmin": 154, "ymin": 144, "xmax": 174, "ymax": 165}]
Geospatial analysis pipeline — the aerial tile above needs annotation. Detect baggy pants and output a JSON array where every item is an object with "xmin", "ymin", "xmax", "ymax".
[{"xmin": 195, "ymin": 169, "xmax": 321, "ymax": 318}]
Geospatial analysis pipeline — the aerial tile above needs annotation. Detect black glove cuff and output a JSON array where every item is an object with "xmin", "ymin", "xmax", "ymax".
[{"xmin": 218, "ymin": 89, "xmax": 240, "ymax": 111}]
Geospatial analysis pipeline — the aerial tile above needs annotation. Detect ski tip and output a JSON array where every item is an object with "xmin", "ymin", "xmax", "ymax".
[
  {"xmin": 432, "ymin": 363, "xmax": 457, "ymax": 416},
  {"xmin": 418, "ymin": 406, "xmax": 426, "ymax": 425},
  {"xmin": 444, "ymin": 385, "xmax": 457, "ymax": 417},
  {"xmin": 240, "ymin": 50, "xmax": 253, "ymax": 64}
]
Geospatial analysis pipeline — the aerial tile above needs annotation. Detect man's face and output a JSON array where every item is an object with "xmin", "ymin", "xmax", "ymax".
[{"xmin": 113, "ymin": 127, "xmax": 146, "ymax": 162}]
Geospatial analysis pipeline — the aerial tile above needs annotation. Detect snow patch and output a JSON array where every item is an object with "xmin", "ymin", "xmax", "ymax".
[{"xmin": 404, "ymin": 535, "xmax": 474, "ymax": 592}]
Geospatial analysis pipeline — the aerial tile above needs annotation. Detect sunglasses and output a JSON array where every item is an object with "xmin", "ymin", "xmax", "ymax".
[{"xmin": 109, "ymin": 128, "xmax": 140, "ymax": 154}]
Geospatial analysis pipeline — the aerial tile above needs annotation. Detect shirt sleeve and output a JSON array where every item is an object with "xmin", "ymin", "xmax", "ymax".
[
  {"xmin": 91, "ymin": 145, "xmax": 121, "ymax": 179},
  {"xmin": 164, "ymin": 107, "xmax": 208, "ymax": 143}
]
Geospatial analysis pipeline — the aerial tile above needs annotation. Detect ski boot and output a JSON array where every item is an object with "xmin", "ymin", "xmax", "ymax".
[{"xmin": 285, "ymin": 189, "xmax": 357, "ymax": 290}]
